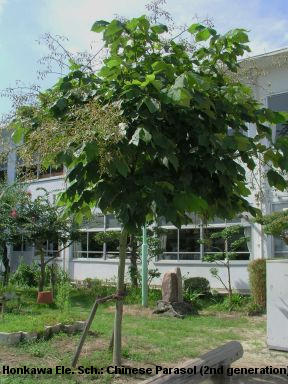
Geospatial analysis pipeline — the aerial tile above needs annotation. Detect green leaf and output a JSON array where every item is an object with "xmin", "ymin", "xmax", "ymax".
[
  {"xmin": 140, "ymin": 128, "xmax": 152, "ymax": 143},
  {"xmin": 267, "ymin": 170, "xmax": 287, "ymax": 191},
  {"xmin": 103, "ymin": 20, "xmax": 124, "ymax": 39},
  {"xmin": 151, "ymin": 24, "xmax": 168, "ymax": 34},
  {"xmin": 168, "ymin": 87, "xmax": 191, "ymax": 107},
  {"xmin": 226, "ymin": 29, "xmax": 249, "ymax": 43},
  {"xmin": 155, "ymin": 181, "xmax": 174, "ymax": 192},
  {"xmin": 106, "ymin": 58, "xmax": 122, "ymax": 68},
  {"xmin": 126, "ymin": 18, "xmax": 140, "ymax": 31},
  {"xmin": 129, "ymin": 127, "xmax": 152, "ymax": 146},
  {"xmin": 195, "ymin": 28, "xmax": 213, "ymax": 42},
  {"xmin": 12, "ymin": 123, "xmax": 24, "ymax": 144},
  {"xmin": 234, "ymin": 135, "xmax": 251, "ymax": 151},
  {"xmin": 188, "ymin": 23, "xmax": 205, "ymax": 34},
  {"xmin": 91, "ymin": 20, "xmax": 109, "ymax": 33},
  {"xmin": 173, "ymin": 192, "xmax": 208, "ymax": 212},
  {"xmin": 51, "ymin": 98, "xmax": 68, "ymax": 114},
  {"xmin": 167, "ymin": 153, "xmax": 179, "ymax": 171},
  {"xmin": 114, "ymin": 158, "xmax": 129, "ymax": 177},
  {"xmin": 144, "ymin": 97, "xmax": 161, "ymax": 113}
]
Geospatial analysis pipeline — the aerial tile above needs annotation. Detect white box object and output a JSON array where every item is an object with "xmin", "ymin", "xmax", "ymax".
[{"xmin": 267, "ymin": 259, "xmax": 288, "ymax": 351}]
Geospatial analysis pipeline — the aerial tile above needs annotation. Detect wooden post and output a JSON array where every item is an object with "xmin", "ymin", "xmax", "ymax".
[
  {"xmin": 113, "ymin": 228, "xmax": 128, "ymax": 366},
  {"xmin": 71, "ymin": 298, "xmax": 99, "ymax": 367}
]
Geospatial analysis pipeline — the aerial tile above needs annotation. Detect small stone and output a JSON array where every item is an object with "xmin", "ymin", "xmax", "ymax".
[
  {"xmin": 0, "ymin": 332, "xmax": 22, "ymax": 345},
  {"xmin": 74, "ymin": 321, "xmax": 86, "ymax": 332},
  {"xmin": 63, "ymin": 324, "xmax": 76, "ymax": 334},
  {"xmin": 21, "ymin": 332, "xmax": 38, "ymax": 343},
  {"xmin": 153, "ymin": 300, "xmax": 198, "ymax": 318},
  {"xmin": 51, "ymin": 323, "xmax": 63, "ymax": 334},
  {"xmin": 44, "ymin": 326, "xmax": 53, "ymax": 339}
]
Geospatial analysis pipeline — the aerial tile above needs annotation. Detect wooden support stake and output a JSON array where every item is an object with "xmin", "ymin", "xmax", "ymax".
[
  {"xmin": 71, "ymin": 298, "xmax": 99, "ymax": 368},
  {"xmin": 71, "ymin": 293, "xmax": 123, "ymax": 368}
]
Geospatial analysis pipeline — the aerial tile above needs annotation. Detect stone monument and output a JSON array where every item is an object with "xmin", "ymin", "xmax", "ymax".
[{"xmin": 153, "ymin": 267, "xmax": 197, "ymax": 318}]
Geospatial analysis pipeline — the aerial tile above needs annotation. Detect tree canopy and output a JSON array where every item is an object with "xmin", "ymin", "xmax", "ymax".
[{"xmin": 12, "ymin": 16, "xmax": 288, "ymax": 232}]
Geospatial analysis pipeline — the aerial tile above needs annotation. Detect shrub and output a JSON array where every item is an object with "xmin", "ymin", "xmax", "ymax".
[
  {"xmin": 46, "ymin": 264, "xmax": 70, "ymax": 284},
  {"xmin": 183, "ymin": 291, "xmax": 203, "ymax": 310},
  {"xmin": 10, "ymin": 263, "xmax": 70, "ymax": 289},
  {"xmin": 248, "ymin": 259, "xmax": 266, "ymax": 309},
  {"xmin": 55, "ymin": 281, "xmax": 71, "ymax": 312},
  {"xmin": 246, "ymin": 301, "xmax": 265, "ymax": 316},
  {"xmin": 10, "ymin": 263, "xmax": 39, "ymax": 287},
  {"xmin": 89, "ymin": 278, "xmax": 115, "ymax": 298},
  {"xmin": 184, "ymin": 277, "xmax": 210, "ymax": 296}
]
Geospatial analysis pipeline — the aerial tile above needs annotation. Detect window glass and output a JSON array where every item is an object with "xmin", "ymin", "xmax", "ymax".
[
  {"xmin": 87, "ymin": 233, "xmax": 103, "ymax": 258},
  {"xmin": 165, "ymin": 229, "xmax": 178, "ymax": 252},
  {"xmin": 84, "ymin": 215, "xmax": 104, "ymax": 229},
  {"xmin": 47, "ymin": 241, "xmax": 59, "ymax": 257},
  {"xmin": 268, "ymin": 93, "xmax": 288, "ymax": 139},
  {"xmin": 203, "ymin": 227, "xmax": 249, "ymax": 260},
  {"xmin": 203, "ymin": 228, "xmax": 225, "ymax": 253},
  {"xmin": 179, "ymin": 228, "xmax": 200, "ymax": 260},
  {"xmin": 13, "ymin": 241, "xmax": 27, "ymax": 252},
  {"xmin": 106, "ymin": 234, "xmax": 120, "ymax": 259},
  {"xmin": 158, "ymin": 229, "xmax": 178, "ymax": 260},
  {"xmin": 74, "ymin": 233, "xmax": 88, "ymax": 258},
  {"xmin": 228, "ymin": 228, "xmax": 249, "ymax": 252},
  {"xmin": 106, "ymin": 214, "xmax": 121, "ymax": 229}
]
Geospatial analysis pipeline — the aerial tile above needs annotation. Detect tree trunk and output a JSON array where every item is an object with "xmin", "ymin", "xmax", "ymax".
[
  {"xmin": 225, "ymin": 239, "xmax": 232, "ymax": 302},
  {"xmin": 113, "ymin": 228, "xmax": 128, "ymax": 367},
  {"xmin": 50, "ymin": 263, "xmax": 56, "ymax": 297},
  {"xmin": 2, "ymin": 244, "xmax": 10, "ymax": 286},
  {"xmin": 129, "ymin": 234, "xmax": 138, "ymax": 288},
  {"xmin": 227, "ymin": 260, "xmax": 232, "ymax": 302},
  {"xmin": 38, "ymin": 247, "xmax": 46, "ymax": 292}
]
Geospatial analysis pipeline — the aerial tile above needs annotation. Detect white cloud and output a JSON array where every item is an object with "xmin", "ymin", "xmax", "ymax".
[
  {"xmin": 167, "ymin": 0, "xmax": 288, "ymax": 55},
  {"xmin": 40, "ymin": 0, "xmax": 147, "ymax": 53},
  {"xmin": 39, "ymin": 0, "xmax": 288, "ymax": 57}
]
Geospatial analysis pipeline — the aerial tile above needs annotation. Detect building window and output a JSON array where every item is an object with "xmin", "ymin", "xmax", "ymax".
[
  {"xmin": 203, "ymin": 227, "xmax": 250, "ymax": 260},
  {"xmin": 267, "ymin": 92, "xmax": 288, "ymax": 140},
  {"xmin": 73, "ymin": 232, "xmax": 103, "ymax": 259},
  {"xmin": 74, "ymin": 214, "xmax": 122, "ymax": 259},
  {"xmin": 73, "ymin": 214, "xmax": 250, "ymax": 262},
  {"xmin": 35, "ymin": 241, "xmax": 59, "ymax": 257},
  {"xmin": 179, "ymin": 228, "xmax": 201, "ymax": 260},
  {"xmin": 13, "ymin": 239, "xmax": 28, "ymax": 252},
  {"xmin": 158, "ymin": 217, "xmax": 250, "ymax": 261}
]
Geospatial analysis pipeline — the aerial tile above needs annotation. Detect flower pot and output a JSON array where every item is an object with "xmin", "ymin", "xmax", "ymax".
[{"xmin": 37, "ymin": 291, "xmax": 53, "ymax": 304}]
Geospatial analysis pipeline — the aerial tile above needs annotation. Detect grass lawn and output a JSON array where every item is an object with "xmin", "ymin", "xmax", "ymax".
[
  {"xmin": 0, "ymin": 289, "xmax": 92, "ymax": 333},
  {"xmin": 0, "ymin": 289, "xmax": 287, "ymax": 384}
]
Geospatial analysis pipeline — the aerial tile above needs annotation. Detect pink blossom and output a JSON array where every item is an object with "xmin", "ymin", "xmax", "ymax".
[{"xmin": 10, "ymin": 209, "xmax": 17, "ymax": 218}]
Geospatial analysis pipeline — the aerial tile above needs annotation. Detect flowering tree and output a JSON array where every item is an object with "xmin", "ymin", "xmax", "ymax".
[
  {"xmin": 0, "ymin": 182, "xmax": 30, "ymax": 285},
  {"xmin": 11, "ymin": 16, "xmax": 288, "ymax": 365},
  {"xmin": 10, "ymin": 189, "xmax": 79, "ymax": 292}
]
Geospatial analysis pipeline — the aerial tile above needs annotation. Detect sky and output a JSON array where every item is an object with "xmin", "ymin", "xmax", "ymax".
[{"xmin": 1, "ymin": 0, "xmax": 288, "ymax": 115}]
